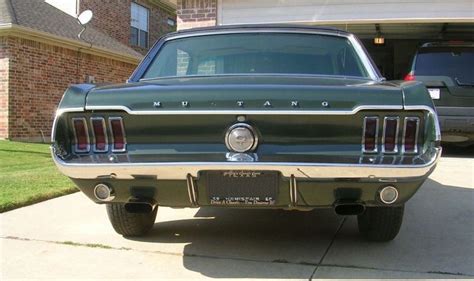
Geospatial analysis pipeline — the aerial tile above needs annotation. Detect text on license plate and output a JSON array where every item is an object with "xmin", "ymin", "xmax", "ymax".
[{"xmin": 206, "ymin": 170, "xmax": 279, "ymax": 205}]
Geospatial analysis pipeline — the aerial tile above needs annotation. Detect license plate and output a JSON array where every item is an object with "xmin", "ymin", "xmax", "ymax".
[
  {"xmin": 206, "ymin": 170, "xmax": 279, "ymax": 205},
  {"xmin": 428, "ymin": 88, "xmax": 440, "ymax": 100}
]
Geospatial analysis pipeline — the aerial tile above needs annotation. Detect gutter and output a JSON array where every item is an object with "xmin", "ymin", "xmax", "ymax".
[{"xmin": 0, "ymin": 23, "xmax": 142, "ymax": 65}]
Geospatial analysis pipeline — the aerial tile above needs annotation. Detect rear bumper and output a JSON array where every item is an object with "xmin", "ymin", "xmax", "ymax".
[{"xmin": 52, "ymin": 147, "xmax": 441, "ymax": 181}]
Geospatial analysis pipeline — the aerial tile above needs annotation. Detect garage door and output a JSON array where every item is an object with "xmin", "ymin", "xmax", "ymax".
[{"xmin": 218, "ymin": 0, "xmax": 474, "ymax": 25}]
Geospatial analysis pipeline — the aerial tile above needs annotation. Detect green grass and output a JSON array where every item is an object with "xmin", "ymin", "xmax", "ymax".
[{"xmin": 0, "ymin": 140, "xmax": 76, "ymax": 212}]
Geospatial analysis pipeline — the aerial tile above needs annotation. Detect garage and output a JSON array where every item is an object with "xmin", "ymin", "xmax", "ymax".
[{"xmin": 216, "ymin": 0, "xmax": 474, "ymax": 79}]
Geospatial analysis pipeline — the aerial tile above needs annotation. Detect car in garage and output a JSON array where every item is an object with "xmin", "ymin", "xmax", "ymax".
[
  {"xmin": 405, "ymin": 42, "xmax": 474, "ymax": 145},
  {"xmin": 51, "ymin": 25, "xmax": 441, "ymax": 241}
]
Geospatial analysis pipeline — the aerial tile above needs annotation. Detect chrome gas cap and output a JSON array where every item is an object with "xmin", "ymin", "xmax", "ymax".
[{"xmin": 225, "ymin": 123, "xmax": 258, "ymax": 153}]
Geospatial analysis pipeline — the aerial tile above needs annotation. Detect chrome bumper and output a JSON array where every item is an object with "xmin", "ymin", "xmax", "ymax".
[{"xmin": 52, "ymin": 147, "xmax": 441, "ymax": 180}]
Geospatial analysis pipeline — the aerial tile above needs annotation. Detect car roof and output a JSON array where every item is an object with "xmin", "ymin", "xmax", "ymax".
[{"xmin": 169, "ymin": 24, "xmax": 349, "ymax": 37}]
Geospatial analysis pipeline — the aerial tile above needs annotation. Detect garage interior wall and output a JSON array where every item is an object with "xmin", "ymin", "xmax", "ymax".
[{"xmin": 218, "ymin": 0, "xmax": 474, "ymax": 25}]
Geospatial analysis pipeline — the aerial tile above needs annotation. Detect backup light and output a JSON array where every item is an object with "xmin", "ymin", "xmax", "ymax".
[
  {"xmin": 94, "ymin": 183, "xmax": 115, "ymax": 201},
  {"xmin": 379, "ymin": 186, "xmax": 398, "ymax": 204}
]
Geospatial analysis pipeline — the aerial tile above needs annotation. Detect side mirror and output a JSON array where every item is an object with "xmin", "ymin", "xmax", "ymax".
[{"xmin": 77, "ymin": 10, "xmax": 93, "ymax": 26}]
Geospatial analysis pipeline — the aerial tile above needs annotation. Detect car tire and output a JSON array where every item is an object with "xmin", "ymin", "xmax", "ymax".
[
  {"xmin": 106, "ymin": 203, "xmax": 158, "ymax": 236},
  {"xmin": 357, "ymin": 205, "xmax": 404, "ymax": 242}
]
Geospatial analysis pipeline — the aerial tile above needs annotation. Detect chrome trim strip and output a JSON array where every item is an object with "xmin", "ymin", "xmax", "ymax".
[
  {"xmin": 382, "ymin": 116, "xmax": 400, "ymax": 154},
  {"xmin": 90, "ymin": 117, "xmax": 108, "ymax": 153},
  {"xmin": 155, "ymin": 29, "xmax": 380, "ymax": 81},
  {"xmin": 289, "ymin": 175, "xmax": 298, "ymax": 207},
  {"xmin": 362, "ymin": 116, "xmax": 379, "ymax": 153},
  {"xmin": 186, "ymin": 174, "xmax": 198, "ymax": 206},
  {"xmin": 51, "ymin": 107, "xmax": 84, "ymax": 142},
  {"xmin": 108, "ymin": 117, "xmax": 127, "ymax": 153},
  {"xmin": 289, "ymin": 175, "xmax": 294, "ymax": 206},
  {"xmin": 404, "ymin": 105, "xmax": 441, "ymax": 142},
  {"xmin": 167, "ymin": 29, "xmax": 350, "ymax": 41},
  {"xmin": 85, "ymin": 105, "xmax": 403, "ymax": 115},
  {"xmin": 51, "ymin": 147, "xmax": 441, "ymax": 180},
  {"xmin": 71, "ymin": 117, "xmax": 90, "ymax": 153},
  {"xmin": 347, "ymin": 34, "xmax": 380, "ymax": 81},
  {"xmin": 402, "ymin": 117, "xmax": 420, "ymax": 154}
]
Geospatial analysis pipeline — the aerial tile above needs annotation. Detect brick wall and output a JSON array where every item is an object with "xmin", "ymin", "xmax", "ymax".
[
  {"xmin": 79, "ymin": 0, "xmax": 176, "ymax": 55},
  {"xmin": 0, "ymin": 37, "xmax": 10, "ymax": 139},
  {"xmin": 79, "ymin": 0, "xmax": 130, "ymax": 46},
  {"xmin": 3, "ymin": 36, "xmax": 136, "ymax": 142},
  {"xmin": 177, "ymin": 0, "xmax": 217, "ymax": 30}
]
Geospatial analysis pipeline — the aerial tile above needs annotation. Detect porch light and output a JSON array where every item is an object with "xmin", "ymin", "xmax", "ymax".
[{"xmin": 374, "ymin": 36, "xmax": 385, "ymax": 45}]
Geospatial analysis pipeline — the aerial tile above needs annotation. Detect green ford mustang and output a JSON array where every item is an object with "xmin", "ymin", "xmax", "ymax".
[{"xmin": 52, "ymin": 25, "xmax": 441, "ymax": 241}]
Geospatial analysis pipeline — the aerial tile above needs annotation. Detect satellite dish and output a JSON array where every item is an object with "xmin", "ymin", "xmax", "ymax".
[{"xmin": 77, "ymin": 10, "xmax": 93, "ymax": 26}]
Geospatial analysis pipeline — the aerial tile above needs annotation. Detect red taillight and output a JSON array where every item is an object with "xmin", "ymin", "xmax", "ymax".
[
  {"xmin": 403, "ymin": 117, "xmax": 419, "ymax": 153},
  {"xmin": 363, "ymin": 117, "xmax": 379, "ymax": 153},
  {"xmin": 383, "ymin": 117, "xmax": 399, "ymax": 153},
  {"xmin": 91, "ymin": 117, "xmax": 107, "ymax": 152},
  {"xmin": 404, "ymin": 72, "xmax": 416, "ymax": 81},
  {"xmin": 72, "ymin": 118, "xmax": 89, "ymax": 153},
  {"xmin": 109, "ymin": 117, "xmax": 126, "ymax": 152}
]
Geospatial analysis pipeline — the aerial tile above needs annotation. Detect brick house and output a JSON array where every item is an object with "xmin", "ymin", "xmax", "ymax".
[{"xmin": 0, "ymin": 0, "xmax": 176, "ymax": 141}]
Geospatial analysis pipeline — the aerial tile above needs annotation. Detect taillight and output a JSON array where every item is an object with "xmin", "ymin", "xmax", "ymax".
[
  {"xmin": 404, "ymin": 72, "xmax": 416, "ymax": 81},
  {"xmin": 382, "ymin": 117, "xmax": 399, "ymax": 153},
  {"xmin": 109, "ymin": 117, "xmax": 126, "ymax": 152},
  {"xmin": 91, "ymin": 117, "xmax": 108, "ymax": 152},
  {"xmin": 403, "ymin": 117, "xmax": 419, "ymax": 153},
  {"xmin": 72, "ymin": 118, "xmax": 90, "ymax": 153},
  {"xmin": 362, "ymin": 117, "xmax": 379, "ymax": 153}
]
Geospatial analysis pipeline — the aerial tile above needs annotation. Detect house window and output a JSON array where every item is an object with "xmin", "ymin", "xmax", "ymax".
[{"xmin": 130, "ymin": 2, "xmax": 149, "ymax": 48}]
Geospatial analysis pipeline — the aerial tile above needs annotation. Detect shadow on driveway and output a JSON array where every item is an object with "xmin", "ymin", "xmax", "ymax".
[{"xmin": 126, "ymin": 176, "xmax": 474, "ymax": 278}]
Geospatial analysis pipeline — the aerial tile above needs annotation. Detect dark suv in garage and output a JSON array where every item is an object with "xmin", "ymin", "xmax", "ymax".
[{"xmin": 406, "ymin": 42, "xmax": 473, "ymax": 145}]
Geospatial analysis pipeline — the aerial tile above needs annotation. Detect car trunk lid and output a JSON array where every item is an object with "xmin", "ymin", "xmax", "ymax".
[{"xmin": 85, "ymin": 76, "xmax": 403, "ymax": 112}]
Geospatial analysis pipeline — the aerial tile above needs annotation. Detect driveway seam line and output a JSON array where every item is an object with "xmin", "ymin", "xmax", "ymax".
[
  {"xmin": 0, "ymin": 235, "xmax": 316, "ymax": 268},
  {"xmin": 5, "ymin": 235, "xmax": 473, "ymax": 278},
  {"xmin": 309, "ymin": 217, "xmax": 346, "ymax": 280},
  {"xmin": 320, "ymin": 263, "xmax": 474, "ymax": 277}
]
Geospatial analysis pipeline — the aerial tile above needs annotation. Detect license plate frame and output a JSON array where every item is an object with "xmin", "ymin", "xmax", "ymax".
[{"xmin": 205, "ymin": 170, "xmax": 279, "ymax": 206}]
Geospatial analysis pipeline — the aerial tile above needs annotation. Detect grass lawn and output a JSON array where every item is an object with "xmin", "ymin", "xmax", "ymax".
[{"xmin": 0, "ymin": 140, "xmax": 76, "ymax": 212}]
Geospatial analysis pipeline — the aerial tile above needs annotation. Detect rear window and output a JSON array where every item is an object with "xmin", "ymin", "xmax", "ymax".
[
  {"xmin": 415, "ymin": 47, "xmax": 474, "ymax": 84},
  {"xmin": 142, "ymin": 33, "xmax": 369, "ymax": 79}
]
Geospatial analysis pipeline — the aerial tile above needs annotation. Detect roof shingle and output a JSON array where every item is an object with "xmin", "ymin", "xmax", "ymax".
[{"xmin": 0, "ymin": 0, "xmax": 142, "ymax": 59}]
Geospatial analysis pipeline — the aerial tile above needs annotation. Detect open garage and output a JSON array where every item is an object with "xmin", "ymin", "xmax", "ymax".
[{"xmin": 213, "ymin": 0, "xmax": 474, "ymax": 80}]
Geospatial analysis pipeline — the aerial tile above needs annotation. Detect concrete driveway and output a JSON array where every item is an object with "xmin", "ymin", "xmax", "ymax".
[{"xmin": 1, "ymin": 153, "xmax": 473, "ymax": 280}]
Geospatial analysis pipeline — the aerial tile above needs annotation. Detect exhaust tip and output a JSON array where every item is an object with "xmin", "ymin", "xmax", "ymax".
[
  {"xmin": 94, "ymin": 183, "xmax": 115, "ymax": 202},
  {"xmin": 379, "ymin": 186, "xmax": 398, "ymax": 204},
  {"xmin": 124, "ymin": 202, "xmax": 154, "ymax": 213},
  {"xmin": 334, "ymin": 203, "xmax": 365, "ymax": 216}
]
